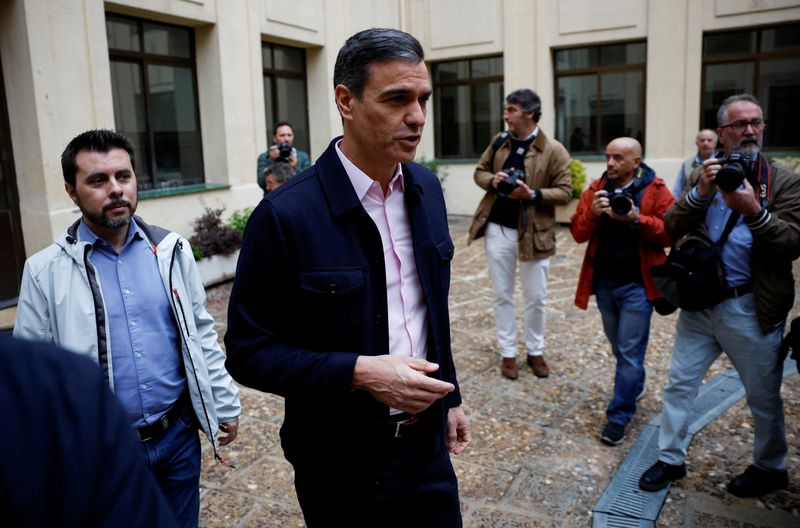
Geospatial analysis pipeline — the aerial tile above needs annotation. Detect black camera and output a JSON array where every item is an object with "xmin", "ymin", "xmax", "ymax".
[
  {"xmin": 715, "ymin": 151, "xmax": 754, "ymax": 192},
  {"xmin": 496, "ymin": 168, "xmax": 526, "ymax": 198},
  {"xmin": 604, "ymin": 181, "xmax": 633, "ymax": 216},
  {"xmin": 276, "ymin": 142, "xmax": 293, "ymax": 162}
]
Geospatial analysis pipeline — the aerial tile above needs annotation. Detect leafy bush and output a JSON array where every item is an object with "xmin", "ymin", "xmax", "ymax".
[
  {"xmin": 773, "ymin": 156, "xmax": 800, "ymax": 175},
  {"xmin": 569, "ymin": 159, "xmax": 587, "ymax": 200},
  {"xmin": 227, "ymin": 207, "xmax": 253, "ymax": 233},
  {"xmin": 189, "ymin": 207, "xmax": 242, "ymax": 261}
]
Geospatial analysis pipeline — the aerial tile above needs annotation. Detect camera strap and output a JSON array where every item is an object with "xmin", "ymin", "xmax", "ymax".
[{"xmin": 754, "ymin": 155, "xmax": 772, "ymax": 210}]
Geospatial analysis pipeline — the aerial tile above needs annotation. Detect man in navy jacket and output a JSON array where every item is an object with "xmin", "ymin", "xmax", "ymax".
[{"xmin": 225, "ymin": 28, "xmax": 470, "ymax": 526}]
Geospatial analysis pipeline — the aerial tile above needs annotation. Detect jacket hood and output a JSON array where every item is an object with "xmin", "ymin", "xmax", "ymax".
[{"xmin": 597, "ymin": 161, "xmax": 657, "ymax": 190}]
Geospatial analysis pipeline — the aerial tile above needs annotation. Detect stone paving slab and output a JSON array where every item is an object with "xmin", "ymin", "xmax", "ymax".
[{"xmin": 200, "ymin": 220, "xmax": 800, "ymax": 527}]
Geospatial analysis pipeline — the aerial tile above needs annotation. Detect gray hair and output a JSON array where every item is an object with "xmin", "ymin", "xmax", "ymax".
[
  {"xmin": 717, "ymin": 94, "xmax": 761, "ymax": 127},
  {"xmin": 333, "ymin": 28, "xmax": 424, "ymax": 99},
  {"xmin": 506, "ymin": 89, "xmax": 542, "ymax": 122},
  {"xmin": 269, "ymin": 162, "xmax": 295, "ymax": 184}
]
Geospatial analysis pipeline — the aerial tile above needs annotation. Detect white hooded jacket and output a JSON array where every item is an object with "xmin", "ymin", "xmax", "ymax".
[{"xmin": 13, "ymin": 216, "xmax": 241, "ymax": 457}]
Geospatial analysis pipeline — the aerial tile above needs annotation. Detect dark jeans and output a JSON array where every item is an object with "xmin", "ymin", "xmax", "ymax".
[
  {"xmin": 292, "ymin": 410, "xmax": 461, "ymax": 527},
  {"xmin": 140, "ymin": 404, "xmax": 201, "ymax": 528},
  {"xmin": 596, "ymin": 281, "xmax": 652, "ymax": 427}
]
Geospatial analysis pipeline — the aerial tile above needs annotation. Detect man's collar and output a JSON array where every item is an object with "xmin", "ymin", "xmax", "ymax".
[
  {"xmin": 509, "ymin": 126, "xmax": 539, "ymax": 141},
  {"xmin": 334, "ymin": 139, "xmax": 404, "ymax": 201},
  {"xmin": 78, "ymin": 217, "xmax": 141, "ymax": 248}
]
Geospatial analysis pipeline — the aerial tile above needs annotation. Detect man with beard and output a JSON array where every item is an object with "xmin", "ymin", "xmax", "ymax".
[
  {"xmin": 13, "ymin": 129, "xmax": 242, "ymax": 527},
  {"xmin": 639, "ymin": 94, "xmax": 800, "ymax": 497}
]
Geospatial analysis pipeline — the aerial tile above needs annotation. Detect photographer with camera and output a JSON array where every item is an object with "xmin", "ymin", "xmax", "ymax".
[
  {"xmin": 570, "ymin": 137, "xmax": 674, "ymax": 446},
  {"xmin": 256, "ymin": 121, "xmax": 310, "ymax": 194},
  {"xmin": 468, "ymin": 89, "xmax": 572, "ymax": 380},
  {"xmin": 640, "ymin": 94, "xmax": 800, "ymax": 497}
]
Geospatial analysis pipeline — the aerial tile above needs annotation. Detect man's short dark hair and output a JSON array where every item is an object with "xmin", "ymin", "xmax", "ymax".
[
  {"xmin": 717, "ymin": 93, "xmax": 761, "ymax": 127},
  {"xmin": 333, "ymin": 28, "xmax": 425, "ymax": 99},
  {"xmin": 506, "ymin": 89, "xmax": 542, "ymax": 123},
  {"xmin": 61, "ymin": 129, "xmax": 135, "ymax": 187},
  {"xmin": 273, "ymin": 120, "xmax": 294, "ymax": 136}
]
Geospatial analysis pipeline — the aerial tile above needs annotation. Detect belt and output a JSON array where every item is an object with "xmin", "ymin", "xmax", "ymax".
[
  {"xmin": 723, "ymin": 283, "xmax": 753, "ymax": 299},
  {"xmin": 137, "ymin": 393, "xmax": 188, "ymax": 442},
  {"xmin": 379, "ymin": 412, "xmax": 419, "ymax": 439}
]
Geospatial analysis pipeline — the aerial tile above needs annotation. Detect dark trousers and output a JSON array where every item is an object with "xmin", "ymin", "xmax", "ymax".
[
  {"xmin": 292, "ymin": 410, "xmax": 461, "ymax": 527},
  {"xmin": 140, "ymin": 404, "xmax": 202, "ymax": 528}
]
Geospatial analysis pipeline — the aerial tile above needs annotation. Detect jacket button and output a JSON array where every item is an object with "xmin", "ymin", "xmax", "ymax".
[
  {"xmin": 329, "ymin": 283, "xmax": 337, "ymax": 294},
  {"xmin": 375, "ymin": 314, "xmax": 383, "ymax": 325}
]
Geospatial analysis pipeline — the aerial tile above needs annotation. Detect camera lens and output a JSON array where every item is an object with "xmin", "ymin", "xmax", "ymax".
[
  {"xmin": 610, "ymin": 193, "xmax": 632, "ymax": 215},
  {"xmin": 716, "ymin": 163, "xmax": 745, "ymax": 192}
]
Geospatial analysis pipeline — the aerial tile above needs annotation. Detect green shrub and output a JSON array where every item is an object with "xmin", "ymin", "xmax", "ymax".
[
  {"xmin": 569, "ymin": 159, "xmax": 587, "ymax": 200},
  {"xmin": 227, "ymin": 207, "xmax": 253, "ymax": 233},
  {"xmin": 189, "ymin": 207, "xmax": 242, "ymax": 261},
  {"xmin": 773, "ymin": 156, "xmax": 800, "ymax": 175}
]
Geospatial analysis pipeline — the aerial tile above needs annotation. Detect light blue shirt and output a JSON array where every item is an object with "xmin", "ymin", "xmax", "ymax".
[
  {"xmin": 79, "ymin": 219, "xmax": 185, "ymax": 428},
  {"xmin": 687, "ymin": 188, "xmax": 752, "ymax": 287}
]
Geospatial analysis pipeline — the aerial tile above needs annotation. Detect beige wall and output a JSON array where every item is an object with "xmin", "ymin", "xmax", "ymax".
[{"xmin": 1, "ymin": 0, "xmax": 798, "ymax": 252}]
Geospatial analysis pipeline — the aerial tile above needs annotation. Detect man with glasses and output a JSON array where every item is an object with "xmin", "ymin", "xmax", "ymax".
[{"xmin": 639, "ymin": 94, "xmax": 800, "ymax": 497}]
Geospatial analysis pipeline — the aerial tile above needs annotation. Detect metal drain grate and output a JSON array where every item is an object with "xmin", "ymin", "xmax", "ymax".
[{"xmin": 592, "ymin": 359, "xmax": 797, "ymax": 527}]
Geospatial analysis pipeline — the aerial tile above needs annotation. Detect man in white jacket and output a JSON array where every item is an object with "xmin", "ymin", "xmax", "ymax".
[{"xmin": 13, "ymin": 129, "xmax": 241, "ymax": 528}]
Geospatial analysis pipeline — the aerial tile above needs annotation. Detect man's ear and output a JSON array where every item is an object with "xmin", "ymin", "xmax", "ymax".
[
  {"xmin": 335, "ymin": 84, "xmax": 355, "ymax": 121},
  {"xmin": 65, "ymin": 181, "xmax": 79, "ymax": 206}
]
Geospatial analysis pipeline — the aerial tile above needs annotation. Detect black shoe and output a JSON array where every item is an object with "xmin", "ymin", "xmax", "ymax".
[
  {"xmin": 600, "ymin": 422, "xmax": 625, "ymax": 446},
  {"xmin": 726, "ymin": 465, "xmax": 788, "ymax": 498},
  {"xmin": 639, "ymin": 461, "xmax": 687, "ymax": 492}
]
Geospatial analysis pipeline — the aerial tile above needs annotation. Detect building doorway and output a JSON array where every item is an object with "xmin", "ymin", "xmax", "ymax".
[{"xmin": 0, "ymin": 56, "xmax": 25, "ymax": 309}]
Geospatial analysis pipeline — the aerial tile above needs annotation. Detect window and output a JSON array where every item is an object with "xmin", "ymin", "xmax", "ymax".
[
  {"xmin": 106, "ymin": 15, "xmax": 204, "ymax": 191},
  {"xmin": 262, "ymin": 43, "xmax": 309, "ymax": 154},
  {"xmin": 554, "ymin": 42, "xmax": 646, "ymax": 155},
  {"xmin": 433, "ymin": 56, "xmax": 504, "ymax": 158},
  {"xmin": 702, "ymin": 23, "xmax": 800, "ymax": 150}
]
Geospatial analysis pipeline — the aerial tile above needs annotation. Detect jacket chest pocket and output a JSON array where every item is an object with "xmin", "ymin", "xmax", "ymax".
[{"xmin": 298, "ymin": 268, "xmax": 368, "ymax": 326}]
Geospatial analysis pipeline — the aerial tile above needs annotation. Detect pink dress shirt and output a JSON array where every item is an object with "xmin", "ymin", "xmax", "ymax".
[{"xmin": 335, "ymin": 142, "xmax": 429, "ymax": 375}]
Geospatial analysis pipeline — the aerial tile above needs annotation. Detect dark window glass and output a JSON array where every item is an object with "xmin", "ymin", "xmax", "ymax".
[
  {"xmin": 262, "ymin": 42, "xmax": 309, "ymax": 154},
  {"xmin": 554, "ymin": 41, "xmax": 646, "ymax": 154},
  {"xmin": 703, "ymin": 30, "xmax": 757, "ymax": 57},
  {"xmin": 143, "ymin": 22, "xmax": 191, "ymax": 58},
  {"xmin": 433, "ymin": 56, "xmax": 503, "ymax": 158},
  {"xmin": 106, "ymin": 14, "xmax": 203, "ymax": 191},
  {"xmin": 701, "ymin": 24, "xmax": 800, "ymax": 150},
  {"xmin": 106, "ymin": 17, "xmax": 140, "ymax": 52}
]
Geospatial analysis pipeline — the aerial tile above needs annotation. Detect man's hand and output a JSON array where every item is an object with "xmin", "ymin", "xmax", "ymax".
[
  {"xmin": 267, "ymin": 144, "xmax": 280, "ymax": 161},
  {"xmin": 491, "ymin": 170, "xmax": 532, "ymax": 200},
  {"xmin": 591, "ymin": 189, "xmax": 610, "ymax": 217},
  {"xmin": 446, "ymin": 406, "xmax": 471, "ymax": 455},
  {"xmin": 721, "ymin": 177, "xmax": 762, "ymax": 216},
  {"xmin": 217, "ymin": 418, "xmax": 239, "ymax": 447},
  {"xmin": 288, "ymin": 151, "xmax": 298, "ymax": 170},
  {"xmin": 352, "ymin": 355, "xmax": 455, "ymax": 414},
  {"xmin": 696, "ymin": 157, "xmax": 720, "ymax": 198}
]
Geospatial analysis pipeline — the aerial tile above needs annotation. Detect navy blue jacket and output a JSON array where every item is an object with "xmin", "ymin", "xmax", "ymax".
[
  {"xmin": 225, "ymin": 138, "xmax": 461, "ymax": 467},
  {"xmin": 0, "ymin": 334, "xmax": 177, "ymax": 527}
]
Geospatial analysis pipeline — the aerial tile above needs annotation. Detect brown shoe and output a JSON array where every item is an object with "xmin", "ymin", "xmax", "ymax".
[
  {"xmin": 527, "ymin": 355, "xmax": 549, "ymax": 378},
  {"xmin": 501, "ymin": 357, "xmax": 519, "ymax": 380}
]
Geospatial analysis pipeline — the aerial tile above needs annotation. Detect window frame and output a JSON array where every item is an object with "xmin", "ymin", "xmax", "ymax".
[
  {"xmin": 700, "ymin": 22, "xmax": 800, "ymax": 152},
  {"xmin": 552, "ymin": 40, "xmax": 647, "ymax": 156},
  {"xmin": 106, "ymin": 13, "xmax": 205, "ymax": 191},
  {"xmin": 261, "ymin": 41, "xmax": 310, "ymax": 155},
  {"xmin": 432, "ymin": 55, "xmax": 504, "ymax": 160}
]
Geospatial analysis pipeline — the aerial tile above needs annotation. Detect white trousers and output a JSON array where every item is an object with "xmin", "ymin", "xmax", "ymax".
[{"xmin": 485, "ymin": 222, "xmax": 550, "ymax": 358}]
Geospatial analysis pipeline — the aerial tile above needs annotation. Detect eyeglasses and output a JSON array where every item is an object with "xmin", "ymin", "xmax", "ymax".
[{"xmin": 720, "ymin": 119, "xmax": 767, "ymax": 133}]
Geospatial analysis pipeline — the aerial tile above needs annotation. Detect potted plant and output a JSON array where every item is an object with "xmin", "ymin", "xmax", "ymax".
[
  {"xmin": 190, "ymin": 206, "xmax": 251, "ymax": 286},
  {"xmin": 556, "ymin": 158, "xmax": 587, "ymax": 223}
]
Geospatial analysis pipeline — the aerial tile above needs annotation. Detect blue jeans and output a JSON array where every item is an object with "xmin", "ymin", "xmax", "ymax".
[
  {"xmin": 140, "ymin": 404, "xmax": 201, "ymax": 528},
  {"xmin": 658, "ymin": 293, "xmax": 787, "ymax": 471},
  {"xmin": 595, "ymin": 281, "xmax": 652, "ymax": 427}
]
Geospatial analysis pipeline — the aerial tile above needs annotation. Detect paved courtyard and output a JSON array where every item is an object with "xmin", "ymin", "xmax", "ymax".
[{"xmin": 199, "ymin": 218, "xmax": 800, "ymax": 527}]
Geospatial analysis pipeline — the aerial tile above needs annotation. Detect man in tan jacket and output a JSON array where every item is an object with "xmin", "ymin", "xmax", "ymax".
[{"xmin": 468, "ymin": 89, "xmax": 572, "ymax": 380}]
